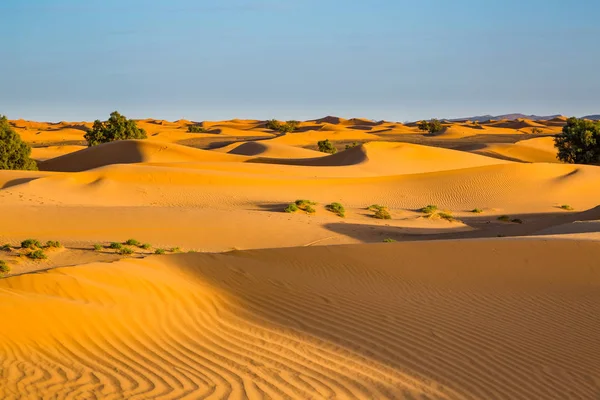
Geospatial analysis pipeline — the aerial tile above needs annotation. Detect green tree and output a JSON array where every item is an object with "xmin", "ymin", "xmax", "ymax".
[
  {"xmin": 317, "ymin": 139, "xmax": 337, "ymax": 154},
  {"xmin": 0, "ymin": 116, "xmax": 37, "ymax": 171},
  {"xmin": 554, "ymin": 117, "xmax": 600, "ymax": 164},
  {"xmin": 417, "ymin": 120, "xmax": 429, "ymax": 132},
  {"xmin": 84, "ymin": 111, "xmax": 147, "ymax": 146},
  {"xmin": 427, "ymin": 119, "xmax": 443, "ymax": 134}
]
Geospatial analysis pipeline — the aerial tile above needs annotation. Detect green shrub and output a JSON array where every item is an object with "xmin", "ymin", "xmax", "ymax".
[
  {"xmin": 45, "ymin": 240, "xmax": 61, "ymax": 248},
  {"xmin": 374, "ymin": 208, "xmax": 391, "ymax": 220},
  {"xmin": 109, "ymin": 242, "xmax": 123, "ymax": 250},
  {"xmin": 84, "ymin": 111, "xmax": 147, "ymax": 147},
  {"xmin": 125, "ymin": 239, "xmax": 140, "ymax": 246},
  {"xmin": 21, "ymin": 239, "xmax": 42, "ymax": 249},
  {"xmin": 317, "ymin": 139, "xmax": 337, "ymax": 154},
  {"xmin": 0, "ymin": 116, "xmax": 38, "ymax": 171},
  {"xmin": 497, "ymin": 215, "xmax": 511, "ymax": 222},
  {"xmin": 471, "ymin": 208, "xmax": 483, "ymax": 213},
  {"xmin": 155, "ymin": 248, "xmax": 166, "ymax": 255},
  {"xmin": 531, "ymin": 127, "xmax": 543, "ymax": 134},
  {"xmin": 187, "ymin": 125, "xmax": 208, "ymax": 133},
  {"xmin": 27, "ymin": 250, "xmax": 47, "ymax": 260},
  {"xmin": 1, "ymin": 244, "xmax": 12, "ymax": 252},
  {"xmin": 367, "ymin": 204, "xmax": 386, "ymax": 212},
  {"xmin": 304, "ymin": 205, "xmax": 316, "ymax": 214},
  {"xmin": 0, "ymin": 260, "xmax": 10, "ymax": 274},
  {"xmin": 420, "ymin": 205, "xmax": 438, "ymax": 214},
  {"xmin": 345, "ymin": 142, "xmax": 359, "ymax": 150},
  {"xmin": 284, "ymin": 203, "xmax": 298, "ymax": 213},
  {"xmin": 554, "ymin": 117, "xmax": 600, "ymax": 164},
  {"xmin": 140, "ymin": 243, "xmax": 152, "ymax": 250},
  {"xmin": 118, "ymin": 247, "xmax": 134, "ymax": 255},
  {"xmin": 511, "ymin": 218, "xmax": 523, "ymax": 224},
  {"xmin": 383, "ymin": 238, "xmax": 396, "ymax": 243},
  {"xmin": 326, "ymin": 202, "xmax": 345, "ymax": 217},
  {"xmin": 170, "ymin": 247, "xmax": 182, "ymax": 253},
  {"xmin": 265, "ymin": 119, "xmax": 299, "ymax": 134},
  {"xmin": 559, "ymin": 204, "xmax": 574, "ymax": 211},
  {"xmin": 93, "ymin": 244, "xmax": 102, "ymax": 251},
  {"xmin": 438, "ymin": 212, "xmax": 458, "ymax": 222}
]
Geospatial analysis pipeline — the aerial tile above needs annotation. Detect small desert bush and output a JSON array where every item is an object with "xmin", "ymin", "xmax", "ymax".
[
  {"xmin": 93, "ymin": 244, "xmax": 102, "ymax": 251},
  {"xmin": 45, "ymin": 240, "xmax": 61, "ymax": 248},
  {"xmin": 438, "ymin": 212, "xmax": 458, "ymax": 222},
  {"xmin": 317, "ymin": 139, "xmax": 337, "ymax": 154},
  {"xmin": 284, "ymin": 203, "xmax": 298, "ymax": 213},
  {"xmin": 326, "ymin": 202, "xmax": 345, "ymax": 217},
  {"xmin": 511, "ymin": 218, "xmax": 523, "ymax": 224},
  {"xmin": 296, "ymin": 199, "xmax": 317, "ymax": 213},
  {"xmin": 140, "ymin": 243, "xmax": 152, "ymax": 250},
  {"xmin": 21, "ymin": 239, "xmax": 42, "ymax": 249},
  {"xmin": 345, "ymin": 142, "xmax": 359, "ymax": 150},
  {"xmin": 187, "ymin": 125, "xmax": 208, "ymax": 133},
  {"xmin": 155, "ymin": 248, "xmax": 166, "ymax": 255},
  {"xmin": 471, "ymin": 208, "xmax": 483, "ymax": 214},
  {"xmin": 367, "ymin": 204, "xmax": 386, "ymax": 212},
  {"xmin": 420, "ymin": 205, "xmax": 438, "ymax": 214},
  {"xmin": 383, "ymin": 238, "xmax": 396, "ymax": 243},
  {"xmin": 374, "ymin": 208, "xmax": 391, "ymax": 220},
  {"xmin": 531, "ymin": 127, "xmax": 543, "ymax": 134},
  {"xmin": 170, "ymin": 247, "xmax": 182, "ymax": 253},
  {"xmin": 109, "ymin": 242, "xmax": 123, "ymax": 250},
  {"xmin": 560, "ymin": 204, "xmax": 574, "ymax": 211},
  {"xmin": 125, "ymin": 239, "xmax": 140, "ymax": 246},
  {"xmin": 0, "ymin": 260, "xmax": 10, "ymax": 274},
  {"xmin": 1, "ymin": 244, "xmax": 12, "ymax": 252},
  {"xmin": 118, "ymin": 247, "xmax": 134, "ymax": 255},
  {"xmin": 27, "ymin": 250, "xmax": 47, "ymax": 260},
  {"xmin": 497, "ymin": 215, "xmax": 511, "ymax": 222}
]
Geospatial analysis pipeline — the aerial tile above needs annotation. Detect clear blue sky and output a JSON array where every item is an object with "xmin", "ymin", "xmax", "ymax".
[{"xmin": 2, "ymin": 0, "xmax": 599, "ymax": 122}]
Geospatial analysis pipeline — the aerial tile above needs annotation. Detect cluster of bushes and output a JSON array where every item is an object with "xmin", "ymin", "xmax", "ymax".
[
  {"xmin": 285, "ymin": 199, "xmax": 316, "ymax": 214},
  {"xmin": 96, "ymin": 240, "xmax": 181, "ymax": 256},
  {"xmin": 325, "ymin": 202, "xmax": 345, "ymax": 217},
  {"xmin": 265, "ymin": 119, "xmax": 299, "ymax": 134},
  {"xmin": 187, "ymin": 125, "xmax": 209, "ymax": 133},
  {"xmin": 419, "ymin": 205, "xmax": 458, "ymax": 222},
  {"xmin": 368, "ymin": 204, "xmax": 391, "ymax": 220},
  {"xmin": 417, "ymin": 119, "xmax": 443, "ymax": 134},
  {"xmin": 497, "ymin": 215, "xmax": 523, "ymax": 224},
  {"xmin": 317, "ymin": 139, "xmax": 337, "ymax": 154}
]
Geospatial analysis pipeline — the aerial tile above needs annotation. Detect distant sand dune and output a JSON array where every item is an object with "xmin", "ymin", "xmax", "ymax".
[{"xmin": 1, "ymin": 241, "xmax": 599, "ymax": 399}]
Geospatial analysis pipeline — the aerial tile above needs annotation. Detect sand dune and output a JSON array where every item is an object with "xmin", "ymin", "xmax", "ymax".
[
  {"xmin": 1, "ymin": 240, "xmax": 599, "ymax": 399},
  {"xmin": 474, "ymin": 136, "xmax": 559, "ymax": 163},
  {"xmin": 39, "ymin": 140, "xmax": 249, "ymax": 172},
  {"xmin": 216, "ymin": 141, "xmax": 327, "ymax": 158}
]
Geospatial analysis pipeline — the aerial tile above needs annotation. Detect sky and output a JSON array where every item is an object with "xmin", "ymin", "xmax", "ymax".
[{"xmin": 2, "ymin": 0, "xmax": 599, "ymax": 122}]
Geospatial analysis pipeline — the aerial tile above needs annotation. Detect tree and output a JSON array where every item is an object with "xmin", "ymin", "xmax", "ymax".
[
  {"xmin": 318, "ymin": 139, "xmax": 337, "ymax": 154},
  {"xmin": 417, "ymin": 120, "xmax": 429, "ymax": 132},
  {"xmin": 417, "ymin": 119, "xmax": 443, "ymax": 134},
  {"xmin": 554, "ymin": 117, "xmax": 600, "ymax": 164},
  {"xmin": 0, "ymin": 116, "xmax": 37, "ymax": 171},
  {"xmin": 427, "ymin": 119, "xmax": 443, "ymax": 134},
  {"xmin": 84, "ymin": 111, "xmax": 147, "ymax": 146}
]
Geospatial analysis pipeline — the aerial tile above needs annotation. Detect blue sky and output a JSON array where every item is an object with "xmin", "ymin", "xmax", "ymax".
[{"xmin": 2, "ymin": 0, "xmax": 599, "ymax": 121}]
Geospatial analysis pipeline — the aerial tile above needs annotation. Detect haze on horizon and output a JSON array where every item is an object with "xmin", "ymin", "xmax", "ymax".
[{"xmin": 2, "ymin": 0, "xmax": 599, "ymax": 122}]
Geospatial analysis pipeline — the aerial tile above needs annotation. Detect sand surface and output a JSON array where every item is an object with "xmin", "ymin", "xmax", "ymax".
[{"xmin": 2, "ymin": 116, "xmax": 599, "ymax": 399}]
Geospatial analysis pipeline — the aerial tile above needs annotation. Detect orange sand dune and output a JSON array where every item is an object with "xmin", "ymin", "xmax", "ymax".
[
  {"xmin": 474, "ymin": 136, "xmax": 559, "ymax": 163},
  {"xmin": 30, "ymin": 145, "xmax": 87, "ymax": 161},
  {"xmin": 1, "ymin": 240, "xmax": 599, "ymax": 399},
  {"xmin": 216, "ymin": 141, "xmax": 327, "ymax": 158},
  {"xmin": 39, "ymin": 140, "xmax": 249, "ymax": 172}
]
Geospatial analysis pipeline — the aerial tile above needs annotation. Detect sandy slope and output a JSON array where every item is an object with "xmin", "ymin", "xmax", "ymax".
[
  {"xmin": 1, "ymin": 240, "xmax": 599, "ymax": 399},
  {"xmin": 474, "ymin": 137, "xmax": 559, "ymax": 163}
]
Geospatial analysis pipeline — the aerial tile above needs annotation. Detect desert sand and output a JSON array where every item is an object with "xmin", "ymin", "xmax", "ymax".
[{"xmin": 1, "ymin": 116, "xmax": 599, "ymax": 399}]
